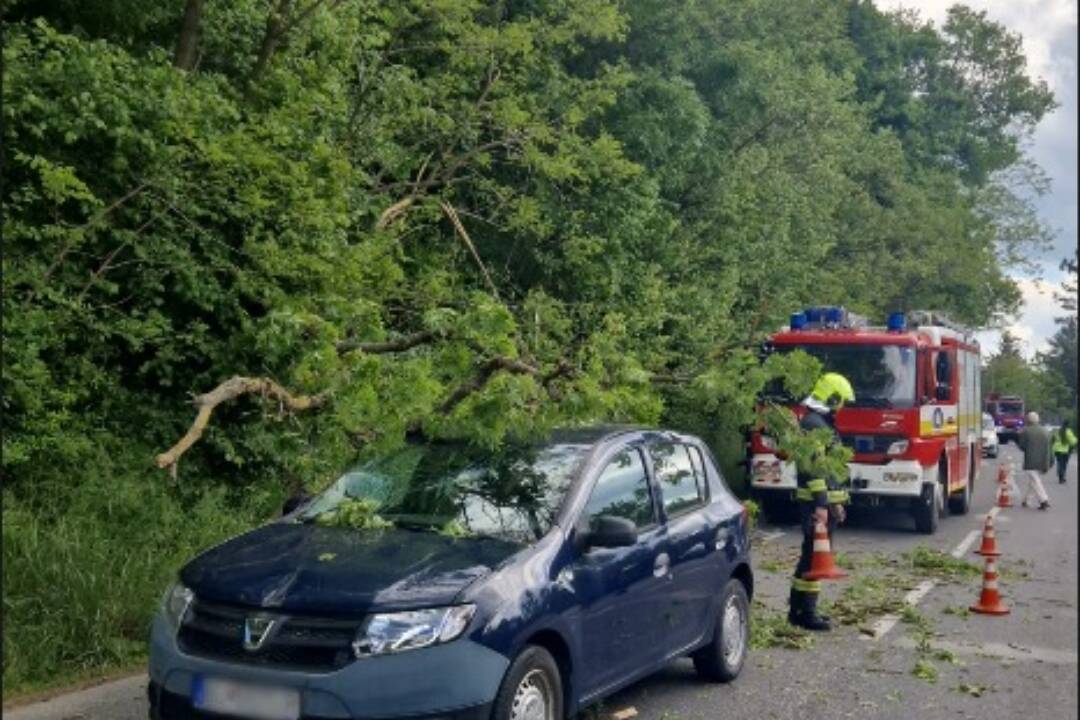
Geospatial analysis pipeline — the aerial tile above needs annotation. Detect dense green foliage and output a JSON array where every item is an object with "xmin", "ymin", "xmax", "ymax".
[{"xmin": 2, "ymin": 0, "xmax": 1056, "ymax": 694}]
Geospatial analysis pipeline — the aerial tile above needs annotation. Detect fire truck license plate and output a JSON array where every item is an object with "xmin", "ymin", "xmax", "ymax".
[{"xmin": 191, "ymin": 675, "xmax": 300, "ymax": 720}]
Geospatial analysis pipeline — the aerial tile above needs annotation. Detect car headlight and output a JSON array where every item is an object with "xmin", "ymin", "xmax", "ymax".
[
  {"xmin": 886, "ymin": 440, "xmax": 909, "ymax": 456},
  {"xmin": 161, "ymin": 582, "xmax": 194, "ymax": 632},
  {"xmin": 353, "ymin": 605, "xmax": 476, "ymax": 658}
]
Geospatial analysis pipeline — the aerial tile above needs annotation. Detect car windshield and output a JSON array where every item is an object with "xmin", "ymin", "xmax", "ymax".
[
  {"xmin": 296, "ymin": 440, "xmax": 591, "ymax": 544},
  {"xmin": 1001, "ymin": 401, "xmax": 1023, "ymax": 414},
  {"xmin": 770, "ymin": 344, "xmax": 917, "ymax": 408}
]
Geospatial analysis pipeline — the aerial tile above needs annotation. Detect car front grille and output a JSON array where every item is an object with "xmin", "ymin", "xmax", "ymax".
[
  {"xmin": 839, "ymin": 434, "xmax": 905, "ymax": 455},
  {"xmin": 177, "ymin": 599, "xmax": 361, "ymax": 672}
]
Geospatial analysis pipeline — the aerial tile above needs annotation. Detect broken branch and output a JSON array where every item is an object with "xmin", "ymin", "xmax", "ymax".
[{"xmin": 155, "ymin": 376, "xmax": 329, "ymax": 473}]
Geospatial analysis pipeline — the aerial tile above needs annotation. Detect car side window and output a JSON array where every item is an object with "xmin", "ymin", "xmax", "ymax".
[
  {"xmin": 650, "ymin": 442, "xmax": 704, "ymax": 517},
  {"xmin": 583, "ymin": 448, "xmax": 655, "ymax": 530}
]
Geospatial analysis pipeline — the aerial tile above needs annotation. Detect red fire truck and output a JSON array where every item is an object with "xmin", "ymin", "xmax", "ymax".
[
  {"xmin": 750, "ymin": 307, "xmax": 982, "ymax": 534},
  {"xmin": 984, "ymin": 393, "xmax": 1025, "ymax": 444}
]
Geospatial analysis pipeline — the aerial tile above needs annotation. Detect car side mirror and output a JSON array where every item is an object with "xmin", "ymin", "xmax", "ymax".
[
  {"xmin": 281, "ymin": 493, "xmax": 312, "ymax": 517},
  {"xmin": 585, "ymin": 515, "xmax": 637, "ymax": 549},
  {"xmin": 935, "ymin": 385, "xmax": 951, "ymax": 401}
]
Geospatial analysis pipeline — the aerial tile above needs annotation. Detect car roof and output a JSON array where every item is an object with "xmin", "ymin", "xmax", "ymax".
[{"xmin": 547, "ymin": 424, "xmax": 646, "ymax": 445}]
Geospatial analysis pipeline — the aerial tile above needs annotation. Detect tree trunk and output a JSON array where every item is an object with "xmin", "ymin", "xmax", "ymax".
[
  {"xmin": 250, "ymin": 0, "xmax": 293, "ymax": 84},
  {"xmin": 173, "ymin": 0, "xmax": 204, "ymax": 71}
]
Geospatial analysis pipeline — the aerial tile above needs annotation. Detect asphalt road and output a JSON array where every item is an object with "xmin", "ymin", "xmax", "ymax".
[{"xmin": 7, "ymin": 444, "xmax": 1077, "ymax": 720}]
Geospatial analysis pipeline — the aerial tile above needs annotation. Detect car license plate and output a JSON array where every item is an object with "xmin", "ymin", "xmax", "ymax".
[{"xmin": 191, "ymin": 675, "xmax": 300, "ymax": 720}]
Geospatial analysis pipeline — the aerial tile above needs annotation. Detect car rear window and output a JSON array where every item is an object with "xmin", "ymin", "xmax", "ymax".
[{"xmin": 649, "ymin": 443, "xmax": 705, "ymax": 517}]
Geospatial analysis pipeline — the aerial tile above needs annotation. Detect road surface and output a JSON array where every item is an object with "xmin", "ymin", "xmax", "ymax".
[{"xmin": 7, "ymin": 444, "xmax": 1076, "ymax": 720}]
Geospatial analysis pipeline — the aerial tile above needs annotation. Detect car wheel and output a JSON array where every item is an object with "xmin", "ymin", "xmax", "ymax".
[
  {"xmin": 692, "ymin": 579, "xmax": 749, "ymax": 682},
  {"xmin": 913, "ymin": 482, "xmax": 939, "ymax": 534},
  {"xmin": 492, "ymin": 645, "xmax": 563, "ymax": 720},
  {"xmin": 948, "ymin": 457, "xmax": 974, "ymax": 515}
]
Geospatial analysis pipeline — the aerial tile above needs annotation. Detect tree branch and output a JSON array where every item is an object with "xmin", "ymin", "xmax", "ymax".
[
  {"xmin": 155, "ymin": 376, "xmax": 329, "ymax": 475},
  {"xmin": 442, "ymin": 201, "xmax": 500, "ymax": 299},
  {"xmin": 335, "ymin": 329, "xmax": 438, "ymax": 354}
]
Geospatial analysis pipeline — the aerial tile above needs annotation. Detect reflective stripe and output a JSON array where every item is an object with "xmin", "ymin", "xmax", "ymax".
[
  {"xmin": 796, "ymin": 488, "xmax": 813, "ymax": 501},
  {"xmin": 792, "ymin": 577, "xmax": 822, "ymax": 593},
  {"xmin": 807, "ymin": 478, "xmax": 828, "ymax": 492},
  {"xmin": 827, "ymin": 490, "xmax": 849, "ymax": 504}
]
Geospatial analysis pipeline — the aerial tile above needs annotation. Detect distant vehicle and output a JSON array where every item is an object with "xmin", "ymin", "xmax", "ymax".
[
  {"xmin": 750, "ymin": 308, "xmax": 981, "ymax": 534},
  {"xmin": 984, "ymin": 394, "xmax": 1025, "ymax": 444},
  {"xmin": 981, "ymin": 412, "xmax": 999, "ymax": 458},
  {"xmin": 149, "ymin": 427, "xmax": 753, "ymax": 720}
]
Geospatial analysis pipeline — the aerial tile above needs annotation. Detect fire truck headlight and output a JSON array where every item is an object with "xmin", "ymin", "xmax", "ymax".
[
  {"xmin": 886, "ymin": 440, "xmax": 909, "ymax": 456},
  {"xmin": 760, "ymin": 436, "xmax": 777, "ymax": 450}
]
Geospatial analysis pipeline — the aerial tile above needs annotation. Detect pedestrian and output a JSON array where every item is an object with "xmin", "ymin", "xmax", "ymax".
[
  {"xmin": 788, "ymin": 372, "xmax": 853, "ymax": 632},
  {"xmin": 1017, "ymin": 411, "xmax": 1053, "ymax": 510},
  {"xmin": 1052, "ymin": 419, "xmax": 1078, "ymax": 484}
]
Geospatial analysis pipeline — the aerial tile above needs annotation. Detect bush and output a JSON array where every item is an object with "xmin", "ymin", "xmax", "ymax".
[{"xmin": 1, "ymin": 468, "xmax": 281, "ymax": 697}]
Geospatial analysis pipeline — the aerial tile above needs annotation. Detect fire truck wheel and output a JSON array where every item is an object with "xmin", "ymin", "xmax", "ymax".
[
  {"xmin": 913, "ymin": 482, "xmax": 940, "ymax": 534},
  {"xmin": 948, "ymin": 458, "xmax": 974, "ymax": 515}
]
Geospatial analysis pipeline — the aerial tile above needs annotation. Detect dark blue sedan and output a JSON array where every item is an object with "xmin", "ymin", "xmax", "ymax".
[{"xmin": 149, "ymin": 426, "xmax": 753, "ymax": 720}]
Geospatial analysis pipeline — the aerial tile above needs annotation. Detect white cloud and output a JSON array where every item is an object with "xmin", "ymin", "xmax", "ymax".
[{"xmin": 976, "ymin": 277, "xmax": 1067, "ymax": 358}]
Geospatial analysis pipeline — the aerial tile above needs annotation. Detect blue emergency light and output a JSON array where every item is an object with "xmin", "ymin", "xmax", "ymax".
[
  {"xmin": 790, "ymin": 312, "xmax": 807, "ymax": 330},
  {"xmin": 887, "ymin": 312, "xmax": 906, "ymax": 332}
]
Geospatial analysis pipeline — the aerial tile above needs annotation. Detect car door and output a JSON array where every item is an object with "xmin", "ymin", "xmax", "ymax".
[
  {"xmin": 648, "ymin": 439, "xmax": 726, "ymax": 653},
  {"xmin": 571, "ymin": 444, "xmax": 670, "ymax": 695}
]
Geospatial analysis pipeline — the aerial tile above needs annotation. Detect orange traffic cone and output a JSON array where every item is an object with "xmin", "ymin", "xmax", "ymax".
[
  {"xmin": 970, "ymin": 556, "xmax": 1009, "ymax": 615},
  {"xmin": 996, "ymin": 462, "xmax": 1008, "ymax": 486},
  {"xmin": 974, "ymin": 514, "xmax": 1002, "ymax": 557},
  {"xmin": 802, "ymin": 518, "xmax": 847, "ymax": 581},
  {"xmin": 996, "ymin": 466, "xmax": 1014, "ymax": 508}
]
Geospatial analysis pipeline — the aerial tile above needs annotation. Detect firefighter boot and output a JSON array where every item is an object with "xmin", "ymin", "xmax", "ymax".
[
  {"xmin": 787, "ymin": 588, "xmax": 802, "ymax": 626},
  {"xmin": 799, "ymin": 593, "xmax": 832, "ymax": 632}
]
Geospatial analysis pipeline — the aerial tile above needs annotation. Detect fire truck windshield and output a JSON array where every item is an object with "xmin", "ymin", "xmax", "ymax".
[
  {"xmin": 773, "ymin": 344, "xmax": 917, "ymax": 408},
  {"xmin": 1000, "ymin": 401, "xmax": 1023, "ymax": 414}
]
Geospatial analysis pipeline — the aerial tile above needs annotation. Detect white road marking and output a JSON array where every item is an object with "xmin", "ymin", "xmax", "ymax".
[
  {"xmin": 862, "ymin": 509, "xmax": 1001, "ymax": 641},
  {"xmin": 893, "ymin": 637, "xmax": 1078, "ymax": 665}
]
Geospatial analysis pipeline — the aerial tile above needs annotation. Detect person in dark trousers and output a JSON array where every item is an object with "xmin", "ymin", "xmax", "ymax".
[
  {"xmin": 1052, "ymin": 420, "xmax": 1077, "ymax": 484},
  {"xmin": 1017, "ymin": 411, "xmax": 1053, "ymax": 510},
  {"xmin": 789, "ymin": 372, "xmax": 854, "ymax": 632}
]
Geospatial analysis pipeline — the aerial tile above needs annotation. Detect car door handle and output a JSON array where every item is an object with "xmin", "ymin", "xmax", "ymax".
[{"xmin": 653, "ymin": 552, "xmax": 671, "ymax": 578}]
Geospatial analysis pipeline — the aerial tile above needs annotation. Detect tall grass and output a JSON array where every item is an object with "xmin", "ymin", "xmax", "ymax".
[{"xmin": 2, "ymin": 470, "xmax": 282, "ymax": 697}]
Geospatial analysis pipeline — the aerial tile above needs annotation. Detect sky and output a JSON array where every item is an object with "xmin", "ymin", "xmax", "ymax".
[{"xmin": 879, "ymin": 0, "xmax": 1077, "ymax": 359}]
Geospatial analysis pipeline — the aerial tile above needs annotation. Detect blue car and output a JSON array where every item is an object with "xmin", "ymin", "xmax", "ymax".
[{"xmin": 149, "ymin": 426, "xmax": 753, "ymax": 720}]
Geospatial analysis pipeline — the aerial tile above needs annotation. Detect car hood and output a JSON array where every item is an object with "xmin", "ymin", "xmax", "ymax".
[{"xmin": 180, "ymin": 522, "xmax": 523, "ymax": 615}]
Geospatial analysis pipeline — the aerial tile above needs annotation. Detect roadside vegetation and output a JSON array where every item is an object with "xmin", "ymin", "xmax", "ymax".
[{"xmin": 3, "ymin": 0, "xmax": 1072, "ymax": 696}]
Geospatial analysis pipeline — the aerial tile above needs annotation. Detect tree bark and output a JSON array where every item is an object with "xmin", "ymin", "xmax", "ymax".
[{"xmin": 173, "ymin": 0, "xmax": 204, "ymax": 71}]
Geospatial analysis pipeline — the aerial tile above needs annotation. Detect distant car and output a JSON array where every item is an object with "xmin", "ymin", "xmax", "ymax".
[
  {"xmin": 982, "ymin": 413, "xmax": 999, "ymax": 458},
  {"xmin": 149, "ymin": 427, "xmax": 753, "ymax": 720}
]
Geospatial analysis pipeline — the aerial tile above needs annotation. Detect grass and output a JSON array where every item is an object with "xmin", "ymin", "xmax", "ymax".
[
  {"xmin": 904, "ymin": 545, "xmax": 981, "ymax": 580},
  {"xmin": 2, "ymin": 472, "xmax": 280, "ymax": 699},
  {"xmin": 749, "ymin": 611, "xmax": 814, "ymax": 650}
]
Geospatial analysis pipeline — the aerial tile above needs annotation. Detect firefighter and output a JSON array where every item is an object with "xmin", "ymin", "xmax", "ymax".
[{"xmin": 788, "ymin": 371, "xmax": 854, "ymax": 631}]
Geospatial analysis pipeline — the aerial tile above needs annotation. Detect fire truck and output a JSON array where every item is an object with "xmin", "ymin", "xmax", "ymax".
[
  {"xmin": 750, "ymin": 307, "xmax": 982, "ymax": 534},
  {"xmin": 984, "ymin": 393, "xmax": 1025, "ymax": 444}
]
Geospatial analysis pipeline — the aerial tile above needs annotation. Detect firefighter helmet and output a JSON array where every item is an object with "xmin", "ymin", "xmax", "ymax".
[{"xmin": 810, "ymin": 372, "xmax": 855, "ymax": 412}]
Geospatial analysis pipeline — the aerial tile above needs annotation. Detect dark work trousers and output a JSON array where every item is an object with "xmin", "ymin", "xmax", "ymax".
[
  {"xmin": 1056, "ymin": 453, "xmax": 1071, "ymax": 483},
  {"xmin": 790, "ymin": 502, "xmax": 838, "ymax": 613}
]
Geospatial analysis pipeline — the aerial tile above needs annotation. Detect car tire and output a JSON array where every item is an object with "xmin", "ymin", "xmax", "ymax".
[
  {"xmin": 491, "ymin": 645, "xmax": 563, "ymax": 720},
  {"xmin": 948, "ymin": 458, "xmax": 974, "ymax": 515},
  {"xmin": 913, "ymin": 482, "xmax": 939, "ymax": 535},
  {"xmin": 692, "ymin": 579, "xmax": 750, "ymax": 683}
]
